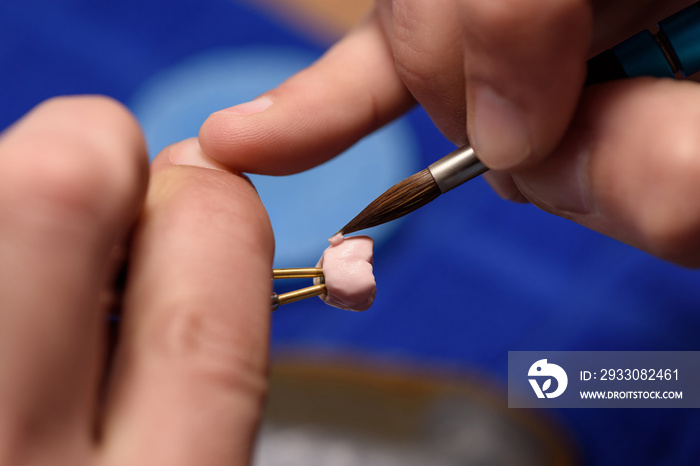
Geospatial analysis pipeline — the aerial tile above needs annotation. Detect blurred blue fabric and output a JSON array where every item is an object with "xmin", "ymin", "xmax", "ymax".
[{"xmin": 2, "ymin": 1, "xmax": 700, "ymax": 464}]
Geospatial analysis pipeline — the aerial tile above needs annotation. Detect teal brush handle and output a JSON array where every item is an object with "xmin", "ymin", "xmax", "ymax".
[{"xmin": 587, "ymin": 2, "xmax": 700, "ymax": 84}]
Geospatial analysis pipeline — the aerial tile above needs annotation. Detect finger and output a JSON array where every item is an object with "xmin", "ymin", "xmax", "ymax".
[
  {"xmin": 199, "ymin": 11, "xmax": 414, "ymax": 175},
  {"xmin": 483, "ymin": 171, "xmax": 529, "ymax": 203},
  {"xmin": 513, "ymin": 79, "xmax": 700, "ymax": 266},
  {"xmin": 101, "ymin": 139, "xmax": 274, "ymax": 466},
  {"xmin": 462, "ymin": 0, "xmax": 699, "ymax": 172},
  {"xmin": 480, "ymin": 0, "xmax": 695, "ymax": 200},
  {"xmin": 0, "ymin": 96, "xmax": 147, "ymax": 456},
  {"xmin": 461, "ymin": 0, "xmax": 592, "ymax": 171},
  {"xmin": 378, "ymin": 0, "xmax": 468, "ymax": 146}
]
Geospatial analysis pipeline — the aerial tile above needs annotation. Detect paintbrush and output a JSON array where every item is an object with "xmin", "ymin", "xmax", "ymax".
[
  {"xmin": 338, "ymin": 1, "xmax": 700, "ymax": 235},
  {"xmin": 339, "ymin": 145, "xmax": 486, "ymax": 234}
]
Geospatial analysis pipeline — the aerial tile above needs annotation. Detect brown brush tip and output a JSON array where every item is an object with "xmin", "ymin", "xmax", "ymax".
[{"xmin": 339, "ymin": 168, "xmax": 441, "ymax": 235}]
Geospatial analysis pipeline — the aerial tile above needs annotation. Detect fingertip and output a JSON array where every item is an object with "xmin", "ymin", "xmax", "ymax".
[
  {"xmin": 217, "ymin": 96, "xmax": 274, "ymax": 116},
  {"xmin": 199, "ymin": 112, "xmax": 307, "ymax": 176},
  {"xmin": 154, "ymin": 138, "xmax": 233, "ymax": 174},
  {"xmin": 199, "ymin": 13, "xmax": 413, "ymax": 175},
  {"xmin": 198, "ymin": 95, "xmax": 275, "ymax": 158},
  {"xmin": 149, "ymin": 138, "xmax": 274, "ymax": 260},
  {"xmin": 0, "ymin": 95, "xmax": 149, "ymax": 226},
  {"xmin": 32, "ymin": 95, "xmax": 148, "ymax": 162},
  {"xmin": 198, "ymin": 100, "xmax": 304, "ymax": 175},
  {"xmin": 41, "ymin": 95, "xmax": 149, "ymax": 189}
]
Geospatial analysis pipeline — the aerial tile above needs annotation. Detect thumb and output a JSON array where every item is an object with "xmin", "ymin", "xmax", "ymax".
[
  {"xmin": 198, "ymin": 12, "xmax": 414, "ymax": 176},
  {"xmin": 462, "ymin": 0, "xmax": 591, "ymax": 170}
]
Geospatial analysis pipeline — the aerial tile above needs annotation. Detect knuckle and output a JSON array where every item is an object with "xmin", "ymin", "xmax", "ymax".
[
  {"xmin": 463, "ymin": 0, "xmax": 589, "ymax": 53},
  {"xmin": 0, "ymin": 96, "xmax": 147, "ymax": 227},
  {"xmin": 390, "ymin": 37, "xmax": 453, "ymax": 101},
  {"xmin": 393, "ymin": 58, "xmax": 434, "ymax": 95},
  {"xmin": 467, "ymin": 0, "xmax": 581, "ymax": 29},
  {"xmin": 390, "ymin": 46, "xmax": 430, "ymax": 93},
  {"xmin": 389, "ymin": 3, "xmax": 445, "ymax": 90},
  {"xmin": 3, "ymin": 147, "xmax": 128, "ymax": 229},
  {"xmin": 144, "ymin": 304, "xmax": 268, "ymax": 401},
  {"xmin": 467, "ymin": 0, "xmax": 527, "ymax": 31},
  {"xmin": 10, "ymin": 151, "xmax": 111, "ymax": 220}
]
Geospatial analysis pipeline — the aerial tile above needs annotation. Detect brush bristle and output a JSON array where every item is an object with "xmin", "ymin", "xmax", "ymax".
[{"xmin": 339, "ymin": 168, "xmax": 441, "ymax": 235}]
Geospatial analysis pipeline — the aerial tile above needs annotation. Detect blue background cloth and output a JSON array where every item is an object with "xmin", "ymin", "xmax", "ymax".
[{"xmin": 2, "ymin": 1, "xmax": 700, "ymax": 464}]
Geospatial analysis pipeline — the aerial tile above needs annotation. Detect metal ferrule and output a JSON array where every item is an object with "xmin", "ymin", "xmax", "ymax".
[{"xmin": 427, "ymin": 145, "xmax": 488, "ymax": 194}]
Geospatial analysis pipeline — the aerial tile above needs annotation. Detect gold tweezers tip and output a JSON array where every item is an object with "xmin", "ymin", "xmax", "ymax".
[{"xmin": 272, "ymin": 267, "xmax": 323, "ymax": 279}]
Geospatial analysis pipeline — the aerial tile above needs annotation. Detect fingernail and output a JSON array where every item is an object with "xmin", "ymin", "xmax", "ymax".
[
  {"xmin": 483, "ymin": 171, "xmax": 530, "ymax": 203},
  {"xmin": 469, "ymin": 84, "xmax": 533, "ymax": 170},
  {"xmin": 219, "ymin": 96, "xmax": 273, "ymax": 115},
  {"xmin": 514, "ymin": 129, "xmax": 592, "ymax": 215},
  {"xmin": 169, "ymin": 139, "xmax": 229, "ymax": 172}
]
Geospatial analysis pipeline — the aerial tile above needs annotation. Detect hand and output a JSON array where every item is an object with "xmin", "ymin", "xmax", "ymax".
[
  {"xmin": 0, "ymin": 96, "xmax": 273, "ymax": 465},
  {"xmin": 199, "ymin": 0, "xmax": 700, "ymax": 266}
]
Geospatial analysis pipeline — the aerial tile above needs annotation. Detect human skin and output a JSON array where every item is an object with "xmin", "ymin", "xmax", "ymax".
[
  {"xmin": 199, "ymin": 0, "xmax": 700, "ymax": 266},
  {"xmin": 0, "ymin": 96, "xmax": 273, "ymax": 466}
]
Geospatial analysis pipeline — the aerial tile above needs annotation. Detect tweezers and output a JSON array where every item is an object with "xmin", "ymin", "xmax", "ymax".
[{"xmin": 271, "ymin": 267, "xmax": 326, "ymax": 311}]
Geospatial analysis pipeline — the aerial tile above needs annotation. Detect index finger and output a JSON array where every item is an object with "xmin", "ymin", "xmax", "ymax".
[
  {"xmin": 198, "ymin": 12, "xmax": 414, "ymax": 175},
  {"xmin": 100, "ymin": 139, "xmax": 274, "ymax": 466}
]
